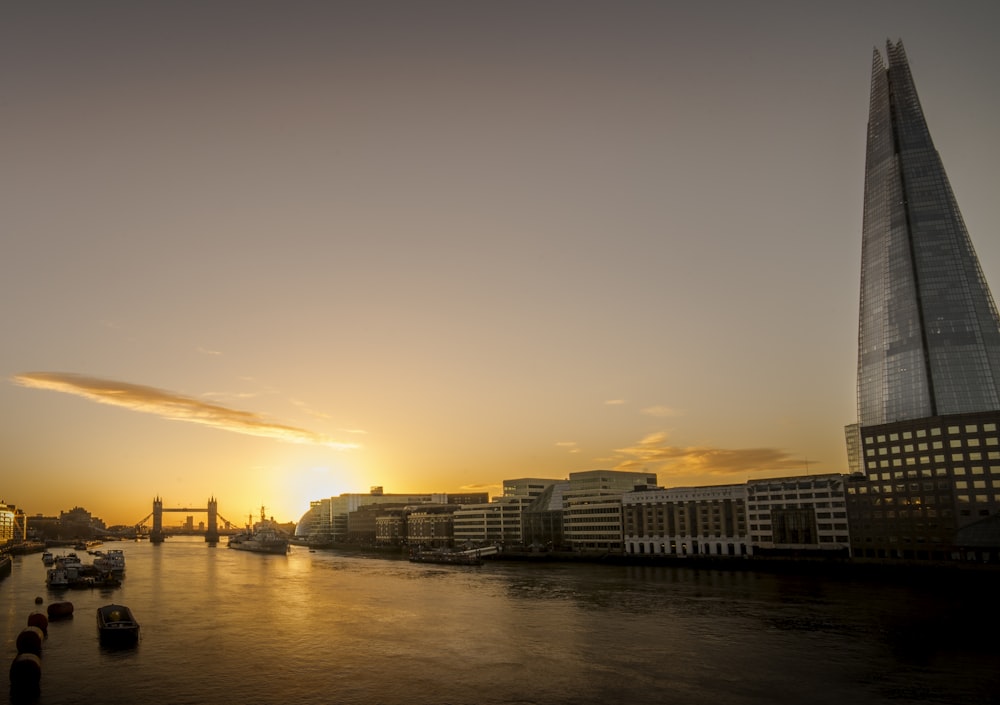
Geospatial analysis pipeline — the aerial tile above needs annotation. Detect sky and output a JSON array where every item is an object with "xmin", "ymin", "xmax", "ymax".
[{"xmin": 3, "ymin": 1, "xmax": 1000, "ymax": 527}]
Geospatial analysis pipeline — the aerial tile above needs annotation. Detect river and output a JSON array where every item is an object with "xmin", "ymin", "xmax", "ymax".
[{"xmin": 3, "ymin": 537, "xmax": 997, "ymax": 704}]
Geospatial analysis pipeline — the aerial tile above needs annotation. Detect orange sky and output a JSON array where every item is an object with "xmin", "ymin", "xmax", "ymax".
[{"xmin": 3, "ymin": 2, "xmax": 1000, "ymax": 526}]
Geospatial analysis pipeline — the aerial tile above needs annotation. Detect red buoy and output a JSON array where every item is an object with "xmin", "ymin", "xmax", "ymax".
[
  {"xmin": 47, "ymin": 601, "xmax": 74, "ymax": 620},
  {"xmin": 27, "ymin": 612, "xmax": 48, "ymax": 636},
  {"xmin": 15, "ymin": 627, "xmax": 44, "ymax": 656},
  {"xmin": 9, "ymin": 653, "xmax": 42, "ymax": 693}
]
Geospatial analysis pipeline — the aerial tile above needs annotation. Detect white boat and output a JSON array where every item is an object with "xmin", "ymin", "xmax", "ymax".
[
  {"xmin": 58, "ymin": 553, "xmax": 83, "ymax": 569},
  {"xmin": 46, "ymin": 568, "xmax": 70, "ymax": 589},
  {"xmin": 94, "ymin": 549, "xmax": 126, "ymax": 573}
]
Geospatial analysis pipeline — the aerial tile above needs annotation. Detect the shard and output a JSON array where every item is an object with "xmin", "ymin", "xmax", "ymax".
[{"xmin": 856, "ymin": 39, "xmax": 1000, "ymax": 427}]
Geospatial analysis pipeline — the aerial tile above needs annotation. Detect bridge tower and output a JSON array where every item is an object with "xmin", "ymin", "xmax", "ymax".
[
  {"xmin": 205, "ymin": 496, "xmax": 220, "ymax": 543},
  {"xmin": 150, "ymin": 496, "xmax": 164, "ymax": 544}
]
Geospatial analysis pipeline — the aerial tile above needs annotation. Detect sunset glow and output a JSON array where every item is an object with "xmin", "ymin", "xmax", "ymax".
[{"xmin": 3, "ymin": 2, "xmax": 999, "ymax": 527}]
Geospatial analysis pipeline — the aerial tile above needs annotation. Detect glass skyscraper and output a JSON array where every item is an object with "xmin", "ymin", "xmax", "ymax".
[
  {"xmin": 845, "ymin": 42, "xmax": 1000, "ymax": 561},
  {"xmin": 856, "ymin": 40, "xmax": 1000, "ymax": 427}
]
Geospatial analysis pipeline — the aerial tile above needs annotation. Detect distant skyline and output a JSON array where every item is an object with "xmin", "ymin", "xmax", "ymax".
[{"xmin": 4, "ymin": 2, "xmax": 1000, "ymax": 525}]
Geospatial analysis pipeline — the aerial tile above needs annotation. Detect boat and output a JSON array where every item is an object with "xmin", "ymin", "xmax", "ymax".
[
  {"xmin": 94, "ymin": 549, "xmax": 126, "ymax": 573},
  {"xmin": 58, "ymin": 552, "xmax": 83, "ymax": 570},
  {"xmin": 227, "ymin": 507, "xmax": 290, "ymax": 555},
  {"xmin": 97, "ymin": 604, "xmax": 139, "ymax": 646},
  {"xmin": 41, "ymin": 551, "xmax": 54, "ymax": 565},
  {"xmin": 228, "ymin": 526, "xmax": 290, "ymax": 554},
  {"xmin": 408, "ymin": 549, "xmax": 484, "ymax": 566},
  {"xmin": 46, "ymin": 568, "xmax": 70, "ymax": 589}
]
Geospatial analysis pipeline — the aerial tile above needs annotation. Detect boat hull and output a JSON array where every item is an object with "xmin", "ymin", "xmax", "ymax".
[
  {"xmin": 228, "ymin": 541, "xmax": 289, "ymax": 555},
  {"xmin": 97, "ymin": 604, "xmax": 140, "ymax": 647}
]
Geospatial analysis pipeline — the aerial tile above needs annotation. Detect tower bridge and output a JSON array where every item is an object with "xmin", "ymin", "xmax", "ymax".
[{"xmin": 137, "ymin": 496, "xmax": 238, "ymax": 544}]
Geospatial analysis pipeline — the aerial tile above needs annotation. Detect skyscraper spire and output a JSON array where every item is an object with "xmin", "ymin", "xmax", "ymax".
[{"xmin": 856, "ymin": 39, "xmax": 1000, "ymax": 427}]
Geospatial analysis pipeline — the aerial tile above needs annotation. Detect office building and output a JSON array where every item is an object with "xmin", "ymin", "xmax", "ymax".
[
  {"xmin": 622, "ymin": 484, "xmax": 748, "ymax": 557},
  {"xmin": 846, "ymin": 41, "xmax": 1000, "ymax": 560},
  {"xmin": 562, "ymin": 470, "xmax": 656, "ymax": 552}
]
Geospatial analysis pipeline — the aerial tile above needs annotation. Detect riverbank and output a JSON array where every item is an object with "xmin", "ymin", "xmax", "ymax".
[{"xmin": 310, "ymin": 542, "xmax": 1000, "ymax": 585}]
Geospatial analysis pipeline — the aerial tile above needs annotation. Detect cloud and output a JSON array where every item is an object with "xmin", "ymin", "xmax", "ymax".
[
  {"xmin": 605, "ymin": 399, "xmax": 626, "ymax": 405},
  {"xmin": 641, "ymin": 405, "xmax": 681, "ymax": 418},
  {"xmin": 555, "ymin": 440, "xmax": 580, "ymax": 454},
  {"xmin": 613, "ymin": 431, "xmax": 807, "ymax": 480},
  {"xmin": 12, "ymin": 372, "xmax": 359, "ymax": 450}
]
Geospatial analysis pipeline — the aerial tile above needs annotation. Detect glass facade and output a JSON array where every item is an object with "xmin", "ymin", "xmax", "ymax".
[{"xmin": 856, "ymin": 41, "xmax": 1000, "ymax": 428}]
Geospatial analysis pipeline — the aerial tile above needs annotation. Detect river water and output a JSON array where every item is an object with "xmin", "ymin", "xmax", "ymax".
[{"xmin": 3, "ymin": 537, "xmax": 997, "ymax": 705}]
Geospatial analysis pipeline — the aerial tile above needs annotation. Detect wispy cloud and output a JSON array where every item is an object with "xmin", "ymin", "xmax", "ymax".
[
  {"xmin": 605, "ymin": 399, "xmax": 626, "ymax": 405},
  {"xmin": 12, "ymin": 372, "xmax": 359, "ymax": 450},
  {"xmin": 613, "ymin": 431, "xmax": 807, "ymax": 480},
  {"xmin": 641, "ymin": 405, "xmax": 681, "ymax": 418},
  {"xmin": 555, "ymin": 440, "xmax": 580, "ymax": 454}
]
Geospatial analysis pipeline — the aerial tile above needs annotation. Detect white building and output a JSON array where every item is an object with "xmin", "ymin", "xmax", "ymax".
[{"xmin": 452, "ymin": 477, "xmax": 561, "ymax": 547}]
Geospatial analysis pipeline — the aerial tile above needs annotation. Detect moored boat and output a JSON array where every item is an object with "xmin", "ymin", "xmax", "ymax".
[
  {"xmin": 97, "ymin": 603, "xmax": 139, "ymax": 646},
  {"xmin": 94, "ymin": 548, "xmax": 126, "ymax": 573},
  {"xmin": 408, "ymin": 549, "xmax": 484, "ymax": 566},
  {"xmin": 228, "ymin": 507, "xmax": 290, "ymax": 555},
  {"xmin": 41, "ymin": 551, "xmax": 54, "ymax": 565},
  {"xmin": 46, "ymin": 568, "xmax": 70, "ymax": 589},
  {"xmin": 228, "ymin": 526, "xmax": 290, "ymax": 554}
]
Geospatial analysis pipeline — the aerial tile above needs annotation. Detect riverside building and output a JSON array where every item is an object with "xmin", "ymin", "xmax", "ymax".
[
  {"xmin": 747, "ymin": 475, "xmax": 850, "ymax": 557},
  {"xmin": 452, "ymin": 477, "xmax": 561, "ymax": 547},
  {"xmin": 844, "ymin": 41, "xmax": 1000, "ymax": 561},
  {"xmin": 622, "ymin": 484, "xmax": 748, "ymax": 557},
  {"xmin": 562, "ymin": 470, "xmax": 657, "ymax": 552},
  {"xmin": 295, "ymin": 487, "xmax": 488, "ymax": 544}
]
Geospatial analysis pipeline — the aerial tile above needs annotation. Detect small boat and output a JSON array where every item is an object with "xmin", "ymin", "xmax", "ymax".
[
  {"xmin": 94, "ymin": 549, "xmax": 126, "ymax": 573},
  {"xmin": 58, "ymin": 553, "xmax": 83, "ymax": 570},
  {"xmin": 46, "ymin": 568, "xmax": 70, "ymax": 589},
  {"xmin": 41, "ymin": 551, "xmax": 54, "ymax": 565},
  {"xmin": 408, "ymin": 549, "xmax": 484, "ymax": 566},
  {"xmin": 97, "ymin": 604, "xmax": 139, "ymax": 646}
]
